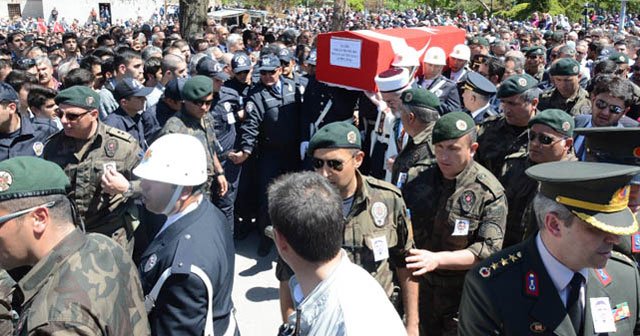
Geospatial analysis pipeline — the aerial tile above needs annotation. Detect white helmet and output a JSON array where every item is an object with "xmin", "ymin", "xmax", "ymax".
[
  {"xmin": 392, "ymin": 46, "xmax": 421, "ymax": 67},
  {"xmin": 450, "ymin": 44, "xmax": 471, "ymax": 62},
  {"xmin": 423, "ymin": 47, "xmax": 447, "ymax": 66},
  {"xmin": 133, "ymin": 133, "xmax": 207, "ymax": 186}
]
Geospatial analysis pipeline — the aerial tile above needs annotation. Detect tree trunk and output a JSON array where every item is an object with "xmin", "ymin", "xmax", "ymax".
[
  {"xmin": 331, "ymin": 0, "xmax": 347, "ymax": 31},
  {"xmin": 179, "ymin": 0, "xmax": 208, "ymax": 40}
]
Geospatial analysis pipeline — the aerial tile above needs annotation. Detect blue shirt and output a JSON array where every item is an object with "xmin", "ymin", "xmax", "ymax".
[{"xmin": 103, "ymin": 107, "xmax": 148, "ymax": 150}]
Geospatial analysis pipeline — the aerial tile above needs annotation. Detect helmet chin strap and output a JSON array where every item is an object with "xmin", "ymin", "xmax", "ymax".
[{"xmin": 161, "ymin": 185, "xmax": 184, "ymax": 216}]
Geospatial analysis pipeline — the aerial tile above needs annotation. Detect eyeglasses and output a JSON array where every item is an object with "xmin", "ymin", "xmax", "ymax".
[
  {"xmin": 312, "ymin": 158, "xmax": 347, "ymax": 171},
  {"xmin": 55, "ymin": 108, "xmax": 91, "ymax": 121},
  {"xmin": 192, "ymin": 98, "xmax": 214, "ymax": 107},
  {"xmin": 528, "ymin": 130, "xmax": 565, "ymax": 145},
  {"xmin": 0, "ymin": 201, "xmax": 55, "ymax": 225},
  {"xmin": 594, "ymin": 98, "xmax": 624, "ymax": 114},
  {"xmin": 260, "ymin": 70, "xmax": 277, "ymax": 76}
]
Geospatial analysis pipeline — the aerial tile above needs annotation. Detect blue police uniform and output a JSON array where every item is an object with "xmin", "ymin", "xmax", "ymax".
[
  {"xmin": 417, "ymin": 75, "xmax": 462, "ymax": 115},
  {"xmin": 143, "ymin": 100, "xmax": 178, "ymax": 138},
  {"xmin": 139, "ymin": 199, "xmax": 239, "ymax": 336},
  {"xmin": 104, "ymin": 107, "xmax": 149, "ymax": 150},
  {"xmin": 0, "ymin": 116, "xmax": 57, "ymax": 160}
]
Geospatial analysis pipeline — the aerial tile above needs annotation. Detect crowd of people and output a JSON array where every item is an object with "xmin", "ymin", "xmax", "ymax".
[{"xmin": 0, "ymin": 3, "xmax": 639, "ymax": 336}]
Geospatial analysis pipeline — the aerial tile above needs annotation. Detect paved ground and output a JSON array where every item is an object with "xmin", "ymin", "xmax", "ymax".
[{"xmin": 232, "ymin": 231, "xmax": 282, "ymax": 335}]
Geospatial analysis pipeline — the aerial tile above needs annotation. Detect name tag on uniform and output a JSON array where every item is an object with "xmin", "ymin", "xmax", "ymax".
[
  {"xmin": 452, "ymin": 219, "xmax": 469, "ymax": 236},
  {"xmin": 370, "ymin": 236, "xmax": 389, "ymax": 262},
  {"xmin": 590, "ymin": 297, "xmax": 616, "ymax": 333},
  {"xmin": 227, "ymin": 112, "xmax": 236, "ymax": 125},
  {"xmin": 396, "ymin": 172, "xmax": 407, "ymax": 189}
]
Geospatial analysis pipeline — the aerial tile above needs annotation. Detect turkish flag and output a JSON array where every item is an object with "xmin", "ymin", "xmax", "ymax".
[
  {"xmin": 53, "ymin": 22, "xmax": 64, "ymax": 33},
  {"xmin": 37, "ymin": 18, "xmax": 47, "ymax": 34}
]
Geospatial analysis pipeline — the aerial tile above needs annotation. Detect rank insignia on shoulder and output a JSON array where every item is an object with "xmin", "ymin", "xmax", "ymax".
[
  {"xmin": 530, "ymin": 322, "xmax": 546, "ymax": 333},
  {"xmin": 525, "ymin": 270, "xmax": 539, "ymax": 297},
  {"xmin": 595, "ymin": 268, "xmax": 612, "ymax": 287},
  {"xmin": 612, "ymin": 302, "xmax": 630, "ymax": 322}
]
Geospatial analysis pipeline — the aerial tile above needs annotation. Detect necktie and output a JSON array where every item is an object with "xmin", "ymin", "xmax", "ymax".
[{"xmin": 567, "ymin": 272, "xmax": 584, "ymax": 334}]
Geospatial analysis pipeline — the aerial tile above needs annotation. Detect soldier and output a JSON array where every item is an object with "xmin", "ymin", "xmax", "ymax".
[
  {"xmin": 537, "ymin": 58, "xmax": 591, "ymax": 116},
  {"xmin": 417, "ymin": 47, "xmax": 461, "ymax": 115},
  {"xmin": 459, "ymin": 161, "xmax": 640, "ymax": 335},
  {"xmin": 501, "ymin": 109, "xmax": 575, "ymax": 247},
  {"xmin": 228, "ymin": 53, "xmax": 302, "ymax": 256},
  {"xmin": 461, "ymin": 72, "xmax": 498, "ymax": 124},
  {"xmin": 468, "ymin": 36, "xmax": 490, "ymax": 59},
  {"xmin": 609, "ymin": 52, "xmax": 631, "ymax": 78},
  {"xmin": 404, "ymin": 112, "xmax": 507, "ymax": 335},
  {"xmin": 0, "ymin": 156, "xmax": 150, "ymax": 335},
  {"xmin": 135, "ymin": 134, "xmax": 238, "ymax": 335},
  {"xmin": 391, "ymin": 88, "xmax": 440, "ymax": 189},
  {"xmin": 524, "ymin": 46, "xmax": 546, "ymax": 82},
  {"xmin": 475, "ymin": 74, "xmax": 540, "ymax": 179},
  {"xmin": 156, "ymin": 75, "xmax": 228, "ymax": 200},
  {"xmin": 43, "ymin": 86, "xmax": 143, "ymax": 254},
  {"xmin": 0, "ymin": 82, "xmax": 57, "ymax": 160},
  {"xmin": 104, "ymin": 77, "xmax": 154, "ymax": 150},
  {"xmin": 275, "ymin": 122, "xmax": 419, "ymax": 335}
]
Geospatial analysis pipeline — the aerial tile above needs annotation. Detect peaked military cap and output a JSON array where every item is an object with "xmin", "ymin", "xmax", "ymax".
[
  {"xmin": 55, "ymin": 85, "xmax": 100, "ymax": 110},
  {"xmin": 432, "ymin": 111, "xmax": 475, "ymax": 144},
  {"xmin": 182, "ymin": 75, "xmax": 213, "ymax": 101},
  {"xmin": 529, "ymin": 109, "xmax": 574, "ymax": 137},
  {"xmin": 496, "ymin": 74, "xmax": 538, "ymax": 98},
  {"xmin": 0, "ymin": 156, "xmax": 70, "ymax": 202},
  {"xmin": 574, "ymin": 127, "xmax": 640, "ymax": 166},
  {"xmin": 525, "ymin": 46, "xmax": 546, "ymax": 57},
  {"xmin": 400, "ymin": 88, "xmax": 440, "ymax": 109},
  {"xmin": 526, "ymin": 161, "xmax": 640, "ymax": 235},
  {"xmin": 308, "ymin": 121, "xmax": 361, "ymax": 154},
  {"xmin": 463, "ymin": 72, "xmax": 496, "ymax": 97},
  {"xmin": 549, "ymin": 58, "xmax": 581, "ymax": 76}
]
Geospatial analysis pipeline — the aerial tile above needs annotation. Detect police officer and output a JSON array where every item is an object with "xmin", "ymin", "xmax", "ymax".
[
  {"xmin": 157, "ymin": 75, "xmax": 229, "ymax": 200},
  {"xmin": 391, "ymin": 88, "xmax": 440, "ymax": 189},
  {"xmin": 538, "ymin": 58, "xmax": 591, "ymax": 116},
  {"xmin": 0, "ymin": 82, "xmax": 57, "ymax": 160},
  {"xmin": 276, "ymin": 122, "xmax": 419, "ymax": 335},
  {"xmin": 501, "ymin": 109, "xmax": 575, "ymax": 247},
  {"xmin": 135, "ymin": 134, "xmax": 239, "ymax": 336},
  {"xmin": 278, "ymin": 47, "xmax": 308, "ymax": 96},
  {"xmin": 145, "ymin": 77, "xmax": 185, "ymax": 131},
  {"xmin": 0, "ymin": 156, "xmax": 150, "ymax": 335},
  {"xmin": 43, "ymin": 86, "xmax": 143, "ymax": 254},
  {"xmin": 224, "ymin": 52, "xmax": 253, "ymax": 123},
  {"xmin": 418, "ymin": 47, "xmax": 461, "ymax": 115},
  {"xmin": 229, "ymin": 53, "xmax": 302, "ymax": 256},
  {"xmin": 461, "ymin": 71, "xmax": 498, "ymax": 124},
  {"xmin": 475, "ymin": 74, "xmax": 540, "ymax": 179},
  {"xmin": 404, "ymin": 112, "xmax": 507, "ymax": 335},
  {"xmin": 104, "ymin": 77, "xmax": 155, "ymax": 150},
  {"xmin": 459, "ymin": 161, "xmax": 640, "ymax": 335}
]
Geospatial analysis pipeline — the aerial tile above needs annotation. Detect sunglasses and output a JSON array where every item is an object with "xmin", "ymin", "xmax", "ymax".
[
  {"xmin": 312, "ymin": 158, "xmax": 346, "ymax": 171},
  {"xmin": 193, "ymin": 98, "xmax": 214, "ymax": 107},
  {"xmin": 260, "ymin": 70, "xmax": 277, "ymax": 75},
  {"xmin": 0, "ymin": 201, "xmax": 55, "ymax": 225},
  {"xmin": 528, "ymin": 130, "xmax": 564, "ymax": 145},
  {"xmin": 55, "ymin": 108, "xmax": 91, "ymax": 121},
  {"xmin": 594, "ymin": 98, "xmax": 623, "ymax": 114}
]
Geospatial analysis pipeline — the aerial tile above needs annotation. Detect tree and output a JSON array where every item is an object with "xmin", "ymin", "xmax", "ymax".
[
  {"xmin": 331, "ymin": 0, "xmax": 347, "ymax": 31},
  {"xmin": 179, "ymin": 0, "xmax": 208, "ymax": 40}
]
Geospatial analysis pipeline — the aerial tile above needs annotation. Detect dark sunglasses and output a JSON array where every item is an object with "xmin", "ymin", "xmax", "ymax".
[
  {"xmin": 193, "ymin": 98, "xmax": 214, "ymax": 107},
  {"xmin": 594, "ymin": 98, "xmax": 623, "ymax": 114},
  {"xmin": 260, "ymin": 70, "xmax": 277, "ymax": 75},
  {"xmin": 528, "ymin": 130, "xmax": 564, "ymax": 145},
  {"xmin": 312, "ymin": 158, "xmax": 346, "ymax": 171},
  {"xmin": 55, "ymin": 108, "xmax": 91, "ymax": 121}
]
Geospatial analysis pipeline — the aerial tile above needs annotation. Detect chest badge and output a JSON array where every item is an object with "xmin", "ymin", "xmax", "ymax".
[
  {"xmin": 105, "ymin": 139, "xmax": 118, "ymax": 158},
  {"xmin": 371, "ymin": 202, "xmax": 388, "ymax": 227},
  {"xmin": 144, "ymin": 254, "xmax": 157, "ymax": 272},
  {"xmin": 32, "ymin": 141, "xmax": 44, "ymax": 156},
  {"xmin": 530, "ymin": 322, "xmax": 545, "ymax": 333},
  {"xmin": 460, "ymin": 190, "xmax": 476, "ymax": 212}
]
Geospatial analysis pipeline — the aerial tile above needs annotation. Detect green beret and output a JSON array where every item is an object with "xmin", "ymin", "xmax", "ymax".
[
  {"xmin": 525, "ymin": 46, "xmax": 545, "ymax": 57},
  {"xmin": 609, "ymin": 52, "xmax": 630, "ymax": 64},
  {"xmin": 308, "ymin": 122, "xmax": 361, "ymax": 154},
  {"xmin": 528, "ymin": 109, "xmax": 574, "ymax": 137},
  {"xmin": 55, "ymin": 86, "xmax": 100, "ymax": 110},
  {"xmin": 400, "ymin": 88, "xmax": 440, "ymax": 109},
  {"xmin": 432, "ymin": 111, "xmax": 475, "ymax": 144},
  {"xmin": 0, "ymin": 157, "xmax": 69, "ymax": 202},
  {"xmin": 549, "ymin": 58, "xmax": 580, "ymax": 76},
  {"xmin": 182, "ymin": 75, "xmax": 213, "ymax": 101},
  {"xmin": 469, "ymin": 36, "xmax": 489, "ymax": 47},
  {"xmin": 496, "ymin": 74, "xmax": 538, "ymax": 98}
]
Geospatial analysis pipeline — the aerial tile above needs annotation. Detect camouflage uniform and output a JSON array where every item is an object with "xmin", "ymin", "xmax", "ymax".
[
  {"xmin": 537, "ymin": 87, "xmax": 591, "ymax": 116},
  {"xmin": 157, "ymin": 110, "xmax": 221, "ymax": 197},
  {"xmin": 12, "ymin": 229, "xmax": 150, "ymax": 335},
  {"xmin": 43, "ymin": 123, "xmax": 142, "ymax": 254},
  {"xmin": 0, "ymin": 270, "xmax": 14, "ymax": 335},
  {"xmin": 401, "ymin": 160, "xmax": 507, "ymax": 335},
  {"xmin": 475, "ymin": 115, "xmax": 530, "ymax": 179},
  {"xmin": 390, "ymin": 124, "xmax": 437, "ymax": 189}
]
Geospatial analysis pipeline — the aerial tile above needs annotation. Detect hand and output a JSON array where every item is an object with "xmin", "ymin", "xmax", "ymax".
[
  {"xmin": 406, "ymin": 324, "xmax": 419, "ymax": 336},
  {"xmin": 405, "ymin": 248, "xmax": 440, "ymax": 276},
  {"xmin": 228, "ymin": 151, "xmax": 249, "ymax": 165},
  {"xmin": 217, "ymin": 174, "xmax": 228, "ymax": 196},
  {"xmin": 352, "ymin": 110, "xmax": 360, "ymax": 127},
  {"xmin": 101, "ymin": 168, "xmax": 130, "ymax": 195},
  {"xmin": 299, "ymin": 141, "xmax": 309, "ymax": 161},
  {"xmin": 237, "ymin": 109, "xmax": 246, "ymax": 121}
]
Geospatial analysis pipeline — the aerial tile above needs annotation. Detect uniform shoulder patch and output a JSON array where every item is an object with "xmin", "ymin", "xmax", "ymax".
[
  {"xmin": 473, "ymin": 163, "xmax": 505, "ymax": 197},
  {"xmin": 610, "ymin": 250, "xmax": 636, "ymax": 267},
  {"xmin": 105, "ymin": 125, "xmax": 135, "ymax": 142},
  {"xmin": 477, "ymin": 250, "xmax": 523, "ymax": 279},
  {"xmin": 364, "ymin": 175, "xmax": 403, "ymax": 197},
  {"xmin": 171, "ymin": 233, "xmax": 196, "ymax": 275}
]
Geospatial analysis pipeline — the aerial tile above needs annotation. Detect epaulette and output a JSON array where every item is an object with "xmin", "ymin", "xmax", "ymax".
[
  {"xmin": 105, "ymin": 125, "xmax": 135, "ymax": 142},
  {"xmin": 610, "ymin": 250, "xmax": 636, "ymax": 267},
  {"xmin": 477, "ymin": 250, "xmax": 523, "ymax": 279},
  {"xmin": 478, "ymin": 114, "xmax": 502, "ymax": 128},
  {"xmin": 540, "ymin": 88, "xmax": 554, "ymax": 98},
  {"xmin": 171, "ymin": 232, "xmax": 196, "ymax": 275},
  {"xmin": 474, "ymin": 163, "xmax": 505, "ymax": 198},
  {"xmin": 364, "ymin": 175, "xmax": 403, "ymax": 197}
]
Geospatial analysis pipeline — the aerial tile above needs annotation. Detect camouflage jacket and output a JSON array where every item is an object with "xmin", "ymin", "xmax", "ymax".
[
  {"xmin": 475, "ymin": 115, "xmax": 530, "ymax": 179},
  {"xmin": 537, "ymin": 87, "xmax": 591, "ymax": 116},
  {"xmin": 12, "ymin": 229, "xmax": 150, "ymax": 336},
  {"xmin": 343, "ymin": 171, "xmax": 415, "ymax": 296},
  {"xmin": 43, "ymin": 123, "xmax": 142, "ymax": 236},
  {"xmin": 391, "ymin": 123, "xmax": 437, "ymax": 190},
  {"xmin": 402, "ymin": 161, "xmax": 507, "ymax": 277}
]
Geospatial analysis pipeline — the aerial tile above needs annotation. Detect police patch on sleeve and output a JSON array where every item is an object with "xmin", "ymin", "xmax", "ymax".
[
  {"xmin": 144, "ymin": 253, "xmax": 157, "ymax": 272},
  {"xmin": 246, "ymin": 101, "xmax": 255, "ymax": 113},
  {"xmin": 32, "ymin": 142, "xmax": 44, "ymax": 156}
]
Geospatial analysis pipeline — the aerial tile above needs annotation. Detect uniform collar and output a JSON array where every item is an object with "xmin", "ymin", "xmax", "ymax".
[
  {"xmin": 441, "ymin": 160, "xmax": 475, "ymax": 189},
  {"xmin": 351, "ymin": 171, "xmax": 370, "ymax": 213},
  {"xmin": 114, "ymin": 107, "xmax": 139, "ymax": 129},
  {"xmin": 536, "ymin": 233, "xmax": 589, "ymax": 296},
  {"xmin": 411, "ymin": 122, "xmax": 434, "ymax": 145},
  {"xmin": 471, "ymin": 103, "xmax": 491, "ymax": 119},
  {"xmin": 72, "ymin": 122, "xmax": 105, "ymax": 161}
]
